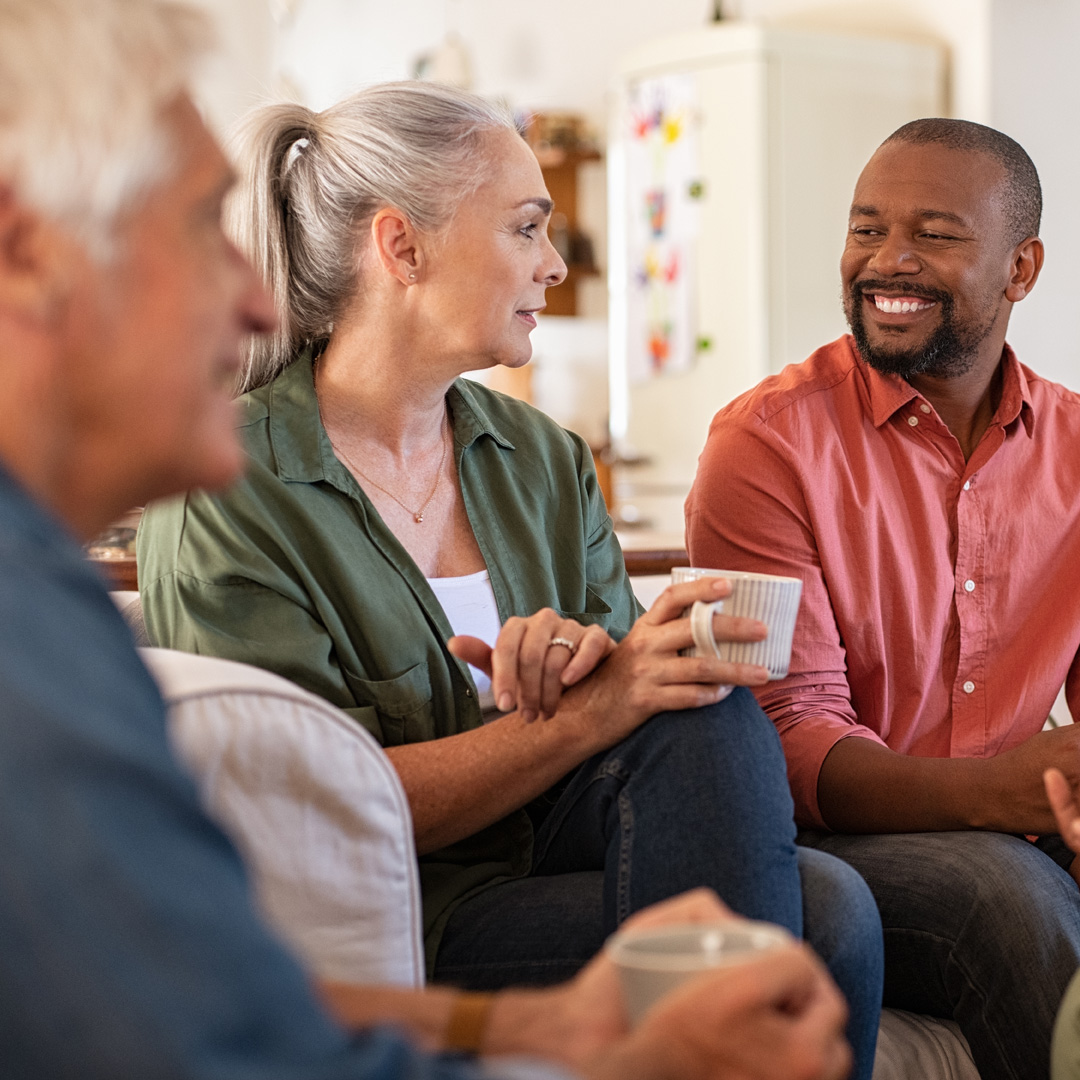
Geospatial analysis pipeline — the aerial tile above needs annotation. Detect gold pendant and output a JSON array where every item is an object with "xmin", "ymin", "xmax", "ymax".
[{"xmin": 415, "ymin": 512, "xmax": 424, "ymax": 523}]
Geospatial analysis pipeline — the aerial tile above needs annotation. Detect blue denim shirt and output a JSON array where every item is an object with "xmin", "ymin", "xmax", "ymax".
[{"xmin": 0, "ymin": 463, "xmax": 538, "ymax": 1080}]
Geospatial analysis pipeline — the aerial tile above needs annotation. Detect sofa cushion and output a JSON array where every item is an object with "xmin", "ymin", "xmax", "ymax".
[{"xmin": 874, "ymin": 1010, "xmax": 977, "ymax": 1079}]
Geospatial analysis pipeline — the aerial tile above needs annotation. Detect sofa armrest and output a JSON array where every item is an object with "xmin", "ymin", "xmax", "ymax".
[{"xmin": 140, "ymin": 647, "xmax": 425, "ymax": 988}]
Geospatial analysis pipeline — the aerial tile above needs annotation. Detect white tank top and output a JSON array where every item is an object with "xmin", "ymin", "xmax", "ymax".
[{"xmin": 427, "ymin": 569, "xmax": 502, "ymax": 717}]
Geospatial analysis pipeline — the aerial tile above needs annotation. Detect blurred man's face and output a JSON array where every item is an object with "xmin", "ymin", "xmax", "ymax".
[{"xmin": 59, "ymin": 95, "xmax": 274, "ymax": 508}]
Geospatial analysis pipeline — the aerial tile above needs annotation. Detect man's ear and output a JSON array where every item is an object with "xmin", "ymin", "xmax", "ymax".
[
  {"xmin": 0, "ymin": 186, "xmax": 75, "ymax": 327},
  {"xmin": 1005, "ymin": 236, "xmax": 1044, "ymax": 303},
  {"xmin": 369, "ymin": 206, "xmax": 423, "ymax": 286}
]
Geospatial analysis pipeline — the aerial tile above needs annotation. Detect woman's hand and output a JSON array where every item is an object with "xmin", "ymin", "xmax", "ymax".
[
  {"xmin": 556, "ymin": 576, "xmax": 771, "ymax": 747},
  {"xmin": 450, "ymin": 610, "xmax": 616, "ymax": 721}
]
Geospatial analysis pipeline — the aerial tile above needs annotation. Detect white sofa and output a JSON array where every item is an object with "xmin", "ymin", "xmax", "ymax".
[{"xmin": 125, "ymin": 608, "xmax": 979, "ymax": 1077}]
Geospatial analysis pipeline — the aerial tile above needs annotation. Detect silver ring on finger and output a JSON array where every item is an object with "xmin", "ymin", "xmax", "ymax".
[{"xmin": 547, "ymin": 635, "xmax": 578, "ymax": 655}]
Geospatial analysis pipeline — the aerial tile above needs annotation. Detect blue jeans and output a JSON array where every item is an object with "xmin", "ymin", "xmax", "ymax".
[
  {"xmin": 433, "ymin": 691, "xmax": 883, "ymax": 1080},
  {"xmin": 799, "ymin": 829, "xmax": 1080, "ymax": 1080}
]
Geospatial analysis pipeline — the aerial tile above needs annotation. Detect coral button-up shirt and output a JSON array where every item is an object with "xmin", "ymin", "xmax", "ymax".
[{"xmin": 686, "ymin": 335, "xmax": 1080, "ymax": 829}]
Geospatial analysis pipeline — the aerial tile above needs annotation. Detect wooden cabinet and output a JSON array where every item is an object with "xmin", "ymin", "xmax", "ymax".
[{"xmin": 526, "ymin": 115, "xmax": 601, "ymax": 317}]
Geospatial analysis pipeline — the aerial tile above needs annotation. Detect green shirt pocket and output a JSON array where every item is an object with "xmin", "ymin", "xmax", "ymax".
[
  {"xmin": 341, "ymin": 660, "xmax": 435, "ymax": 747},
  {"xmin": 556, "ymin": 585, "xmax": 614, "ymax": 627}
]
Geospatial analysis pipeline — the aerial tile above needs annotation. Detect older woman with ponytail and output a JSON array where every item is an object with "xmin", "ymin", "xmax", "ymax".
[{"xmin": 137, "ymin": 82, "xmax": 882, "ymax": 1077}]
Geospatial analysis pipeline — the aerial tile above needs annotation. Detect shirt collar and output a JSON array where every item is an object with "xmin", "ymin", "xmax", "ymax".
[
  {"xmin": 446, "ymin": 377, "xmax": 517, "ymax": 452},
  {"xmin": 265, "ymin": 350, "xmax": 516, "ymax": 487},
  {"xmin": 997, "ymin": 345, "xmax": 1036, "ymax": 438},
  {"xmin": 854, "ymin": 336, "xmax": 1035, "ymax": 438},
  {"xmin": 265, "ymin": 349, "xmax": 333, "ymax": 484}
]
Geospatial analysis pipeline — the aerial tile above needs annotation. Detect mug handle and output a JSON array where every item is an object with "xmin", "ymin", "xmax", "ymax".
[{"xmin": 690, "ymin": 599, "xmax": 725, "ymax": 658}]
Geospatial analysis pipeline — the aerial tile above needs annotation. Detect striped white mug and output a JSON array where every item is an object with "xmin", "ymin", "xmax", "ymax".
[{"xmin": 673, "ymin": 567, "xmax": 802, "ymax": 679}]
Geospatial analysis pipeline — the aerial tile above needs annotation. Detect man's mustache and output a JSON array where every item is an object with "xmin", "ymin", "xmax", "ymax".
[{"xmin": 850, "ymin": 280, "xmax": 952, "ymax": 306}]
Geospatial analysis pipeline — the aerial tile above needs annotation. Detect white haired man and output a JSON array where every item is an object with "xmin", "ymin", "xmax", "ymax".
[{"xmin": 0, "ymin": 2, "xmax": 851, "ymax": 1078}]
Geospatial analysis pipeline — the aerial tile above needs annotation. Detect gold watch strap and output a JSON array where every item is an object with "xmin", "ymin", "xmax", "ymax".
[{"xmin": 445, "ymin": 991, "xmax": 495, "ymax": 1055}]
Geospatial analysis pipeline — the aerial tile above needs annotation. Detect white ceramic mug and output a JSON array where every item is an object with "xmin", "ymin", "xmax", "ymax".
[
  {"xmin": 606, "ymin": 920, "xmax": 791, "ymax": 1025},
  {"xmin": 672, "ymin": 567, "xmax": 802, "ymax": 679}
]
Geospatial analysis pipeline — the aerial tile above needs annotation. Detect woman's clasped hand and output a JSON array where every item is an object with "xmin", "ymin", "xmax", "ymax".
[{"xmin": 450, "ymin": 574, "xmax": 770, "ymax": 727}]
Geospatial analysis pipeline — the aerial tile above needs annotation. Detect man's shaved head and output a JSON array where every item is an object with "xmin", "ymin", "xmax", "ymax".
[{"xmin": 882, "ymin": 118, "xmax": 1041, "ymax": 246}]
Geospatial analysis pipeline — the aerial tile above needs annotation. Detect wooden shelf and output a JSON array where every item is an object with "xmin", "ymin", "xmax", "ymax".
[
  {"xmin": 545, "ymin": 263, "xmax": 600, "ymax": 316},
  {"xmin": 528, "ymin": 113, "xmax": 602, "ymax": 318}
]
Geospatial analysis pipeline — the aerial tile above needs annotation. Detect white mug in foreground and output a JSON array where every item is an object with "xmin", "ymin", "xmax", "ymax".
[
  {"xmin": 607, "ymin": 921, "xmax": 792, "ymax": 1026},
  {"xmin": 672, "ymin": 567, "xmax": 802, "ymax": 679}
]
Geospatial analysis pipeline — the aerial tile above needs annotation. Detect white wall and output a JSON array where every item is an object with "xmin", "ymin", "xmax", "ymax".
[
  {"xmin": 737, "ymin": 0, "xmax": 992, "ymax": 118},
  {"xmin": 738, "ymin": 0, "xmax": 1080, "ymax": 388},
  {"xmin": 278, "ymin": 0, "xmax": 717, "ymax": 127},
  {"xmin": 188, "ymin": 0, "xmax": 275, "ymax": 137},
  {"xmin": 987, "ymin": 0, "xmax": 1080, "ymax": 388}
]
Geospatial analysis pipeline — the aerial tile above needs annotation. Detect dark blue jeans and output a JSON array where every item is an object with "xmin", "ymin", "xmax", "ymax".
[
  {"xmin": 433, "ymin": 690, "xmax": 883, "ymax": 1080},
  {"xmin": 800, "ymin": 828, "xmax": 1080, "ymax": 1080}
]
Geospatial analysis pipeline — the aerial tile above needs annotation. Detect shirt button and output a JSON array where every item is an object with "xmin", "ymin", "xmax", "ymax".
[
  {"xmin": 920, "ymin": 403, "xmax": 932, "ymax": 414},
  {"xmin": 963, "ymin": 680, "xmax": 975, "ymax": 694},
  {"xmin": 964, "ymin": 579, "xmax": 975, "ymax": 592},
  {"xmin": 465, "ymin": 688, "xmax": 473, "ymax": 698},
  {"xmin": 908, "ymin": 416, "xmax": 919, "ymax": 427},
  {"xmin": 963, "ymin": 480, "xmax": 971, "ymax": 491}
]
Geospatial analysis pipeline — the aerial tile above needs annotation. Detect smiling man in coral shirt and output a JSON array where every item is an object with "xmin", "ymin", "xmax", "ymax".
[{"xmin": 687, "ymin": 118, "xmax": 1080, "ymax": 1080}]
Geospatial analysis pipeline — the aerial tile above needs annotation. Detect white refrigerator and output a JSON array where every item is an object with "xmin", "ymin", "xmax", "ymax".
[{"xmin": 608, "ymin": 23, "xmax": 945, "ymax": 537}]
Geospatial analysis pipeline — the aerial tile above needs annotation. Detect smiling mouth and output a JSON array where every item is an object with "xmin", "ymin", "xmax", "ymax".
[{"xmin": 870, "ymin": 294, "xmax": 937, "ymax": 314}]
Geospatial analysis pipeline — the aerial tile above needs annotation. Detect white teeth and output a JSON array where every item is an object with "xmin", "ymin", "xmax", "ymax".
[{"xmin": 874, "ymin": 295, "xmax": 934, "ymax": 314}]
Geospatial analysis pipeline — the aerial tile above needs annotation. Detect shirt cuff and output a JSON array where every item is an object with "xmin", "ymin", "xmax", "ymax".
[{"xmin": 778, "ymin": 721, "xmax": 887, "ymax": 830}]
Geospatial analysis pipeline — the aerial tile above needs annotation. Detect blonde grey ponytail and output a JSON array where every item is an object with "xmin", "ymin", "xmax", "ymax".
[{"xmin": 228, "ymin": 82, "xmax": 522, "ymax": 392}]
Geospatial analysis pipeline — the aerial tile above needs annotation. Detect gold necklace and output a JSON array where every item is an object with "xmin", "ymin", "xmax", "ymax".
[{"xmin": 330, "ymin": 412, "xmax": 451, "ymax": 524}]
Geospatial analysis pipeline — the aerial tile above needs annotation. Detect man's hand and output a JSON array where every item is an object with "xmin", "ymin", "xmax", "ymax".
[
  {"xmin": 604, "ymin": 942, "xmax": 852, "ymax": 1080},
  {"xmin": 983, "ymin": 725, "xmax": 1080, "ymax": 834},
  {"xmin": 573, "ymin": 890, "xmax": 849, "ymax": 1080},
  {"xmin": 490, "ymin": 889, "xmax": 850, "ymax": 1080},
  {"xmin": 514, "ymin": 889, "xmax": 739, "ymax": 1064}
]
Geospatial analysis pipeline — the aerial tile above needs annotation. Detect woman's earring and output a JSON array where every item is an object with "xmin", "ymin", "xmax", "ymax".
[{"xmin": 408, "ymin": 271, "xmax": 417, "ymax": 280}]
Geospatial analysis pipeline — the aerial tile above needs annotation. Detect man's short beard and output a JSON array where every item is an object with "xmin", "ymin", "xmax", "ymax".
[{"xmin": 845, "ymin": 282, "xmax": 993, "ymax": 380}]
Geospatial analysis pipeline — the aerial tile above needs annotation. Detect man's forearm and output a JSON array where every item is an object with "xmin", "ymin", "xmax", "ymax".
[{"xmin": 816, "ymin": 737, "xmax": 998, "ymax": 833}]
